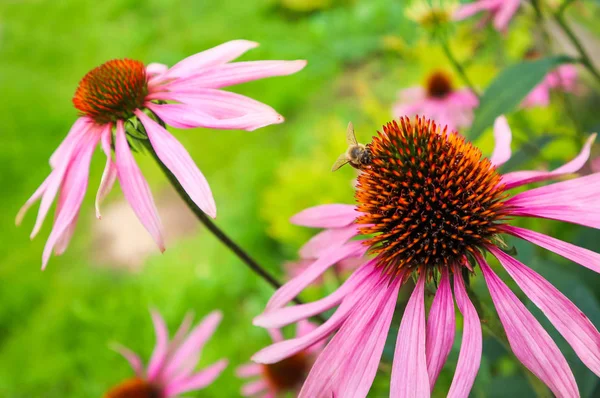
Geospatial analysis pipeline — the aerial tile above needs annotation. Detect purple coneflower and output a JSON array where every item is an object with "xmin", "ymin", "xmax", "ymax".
[
  {"xmin": 523, "ymin": 64, "xmax": 578, "ymax": 108},
  {"xmin": 16, "ymin": 40, "xmax": 306, "ymax": 269},
  {"xmin": 392, "ymin": 70, "xmax": 478, "ymax": 132},
  {"xmin": 237, "ymin": 321, "xmax": 324, "ymax": 397},
  {"xmin": 454, "ymin": 0, "xmax": 521, "ymax": 32},
  {"xmin": 106, "ymin": 310, "xmax": 227, "ymax": 398},
  {"xmin": 252, "ymin": 116, "xmax": 598, "ymax": 397}
]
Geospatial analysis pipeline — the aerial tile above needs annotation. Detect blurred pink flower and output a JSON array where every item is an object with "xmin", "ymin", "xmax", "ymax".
[
  {"xmin": 392, "ymin": 71, "xmax": 478, "ymax": 132},
  {"xmin": 252, "ymin": 116, "xmax": 599, "ymax": 397},
  {"xmin": 16, "ymin": 40, "xmax": 306, "ymax": 269},
  {"xmin": 237, "ymin": 322, "xmax": 324, "ymax": 397},
  {"xmin": 522, "ymin": 64, "xmax": 578, "ymax": 108},
  {"xmin": 454, "ymin": 0, "xmax": 521, "ymax": 32},
  {"xmin": 107, "ymin": 310, "xmax": 227, "ymax": 398}
]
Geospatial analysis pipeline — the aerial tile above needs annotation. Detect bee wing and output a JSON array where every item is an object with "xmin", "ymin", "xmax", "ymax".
[
  {"xmin": 331, "ymin": 153, "xmax": 350, "ymax": 172},
  {"xmin": 346, "ymin": 122, "xmax": 358, "ymax": 146}
]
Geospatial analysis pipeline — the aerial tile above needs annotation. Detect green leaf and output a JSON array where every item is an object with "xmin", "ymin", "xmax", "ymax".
[{"xmin": 469, "ymin": 56, "xmax": 575, "ymax": 140}]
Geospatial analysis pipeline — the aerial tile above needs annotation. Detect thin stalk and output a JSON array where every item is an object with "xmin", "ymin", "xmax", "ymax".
[{"xmin": 439, "ymin": 38, "xmax": 481, "ymax": 98}]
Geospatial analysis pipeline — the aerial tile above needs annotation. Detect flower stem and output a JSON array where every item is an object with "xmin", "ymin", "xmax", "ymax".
[{"xmin": 439, "ymin": 38, "xmax": 481, "ymax": 98}]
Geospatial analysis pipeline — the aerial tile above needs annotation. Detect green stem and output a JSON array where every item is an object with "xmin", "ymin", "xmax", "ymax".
[{"xmin": 439, "ymin": 38, "xmax": 480, "ymax": 98}]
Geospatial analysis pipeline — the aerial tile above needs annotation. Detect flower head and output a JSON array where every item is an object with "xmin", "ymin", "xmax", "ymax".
[
  {"xmin": 253, "ymin": 116, "xmax": 599, "ymax": 397},
  {"xmin": 237, "ymin": 322, "xmax": 323, "ymax": 397},
  {"xmin": 16, "ymin": 40, "xmax": 306, "ymax": 269},
  {"xmin": 392, "ymin": 70, "xmax": 478, "ymax": 132},
  {"xmin": 454, "ymin": 0, "xmax": 521, "ymax": 32}
]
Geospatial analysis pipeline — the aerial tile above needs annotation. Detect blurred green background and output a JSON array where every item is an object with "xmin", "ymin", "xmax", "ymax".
[{"xmin": 1, "ymin": 0, "xmax": 600, "ymax": 397}]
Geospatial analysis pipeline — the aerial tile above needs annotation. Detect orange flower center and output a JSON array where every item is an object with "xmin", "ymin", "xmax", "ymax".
[
  {"xmin": 425, "ymin": 70, "xmax": 453, "ymax": 99},
  {"xmin": 262, "ymin": 352, "xmax": 309, "ymax": 392},
  {"xmin": 355, "ymin": 117, "xmax": 508, "ymax": 276},
  {"xmin": 103, "ymin": 378, "xmax": 163, "ymax": 398},
  {"xmin": 73, "ymin": 59, "xmax": 148, "ymax": 124}
]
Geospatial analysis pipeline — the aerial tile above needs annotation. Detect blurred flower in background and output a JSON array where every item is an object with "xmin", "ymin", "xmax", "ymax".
[
  {"xmin": 522, "ymin": 64, "xmax": 579, "ymax": 108},
  {"xmin": 405, "ymin": 0, "xmax": 459, "ymax": 30},
  {"xmin": 253, "ymin": 116, "xmax": 598, "ymax": 397},
  {"xmin": 392, "ymin": 70, "xmax": 479, "ymax": 131},
  {"xmin": 454, "ymin": 0, "xmax": 521, "ymax": 32},
  {"xmin": 107, "ymin": 310, "xmax": 227, "ymax": 398},
  {"xmin": 237, "ymin": 321, "xmax": 323, "ymax": 397},
  {"xmin": 15, "ymin": 40, "xmax": 306, "ymax": 269}
]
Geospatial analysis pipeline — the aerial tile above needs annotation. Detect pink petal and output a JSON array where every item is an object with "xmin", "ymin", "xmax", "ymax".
[
  {"xmin": 146, "ymin": 62, "xmax": 168, "ymax": 77},
  {"xmin": 453, "ymin": 1, "xmax": 492, "ymax": 21},
  {"xmin": 164, "ymin": 359, "xmax": 227, "ymax": 397},
  {"xmin": 507, "ymin": 172, "xmax": 600, "ymax": 229},
  {"xmin": 448, "ymin": 265, "xmax": 482, "ymax": 398},
  {"xmin": 504, "ymin": 225, "xmax": 600, "ymax": 274},
  {"xmin": 522, "ymin": 84, "xmax": 550, "ymax": 108},
  {"xmin": 135, "ymin": 110, "xmax": 217, "ymax": 218},
  {"xmin": 265, "ymin": 241, "xmax": 368, "ymax": 310},
  {"xmin": 425, "ymin": 268, "xmax": 455, "ymax": 389},
  {"xmin": 49, "ymin": 117, "xmax": 92, "ymax": 168},
  {"xmin": 41, "ymin": 133, "xmax": 98, "ymax": 269},
  {"xmin": 95, "ymin": 125, "xmax": 117, "ymax": 219},
  {"xmin": 502, "ymin": 134, "xmax": 596, "ymax": 189},
  {"xmin": 491, "ymin": 246, "xmax": 600, "ymax": 377},
  {"xmin": 299, "ymin": 225, "xmax": 360, "ymax": 259},
  {"xmin": 147, "ymin": 310, "xmax": 170, "ymax": 381},
  {"xmin": 114, "ymin": 120, "xmax": 165, "ymax": 251},
  {"xmin": 147, "ymin": 102, "xmax": 283, "ymax": 132},
  {"xmin": 162, "ymin": 311, "xmax": 222, "ymax": 381},
  {"xmin": 235, "ymin": 363, "xmax": 262, "ymax": 378},
  {"xmin": 478, "ymin": 254, "xmax": 578, "ymax": 397},
  {"xmin": 240, "ymin": 379, "xmax": 269, "ymax": 396},
  {"xmin": 493, "ymin": 0, "xmax": 520, "ymax": 32},
  {"xmin": 53, "ymin": 214, "xmax": 78, "ymax": 256},
  {"xmin": 165, "ymin": 40, "xmax": 259, "ymax": 79},
  {"xmin": 111, "ymin": 343, "xmax": 144, "ymax": 378},
  {"xmin": 390, "ymin": 272, "xmax": 430, "ymax": 398},
  {"xmin": 16, "ymin": 177, "xmax": 50, "ymax": 226},
  {"xmin": 299, "ymin": 275, "xmax": 400, "ymax": 398},
  {"xmin": 490, "ymin": 115, "xmax": 512, "ymax": 166},
  {"xmin": 165, "ymin": 60, "xmax": 307, "ymax": 90},
  {"xmin": 290, "ymin": 204, "xmax": 358, "ymax": 228}
]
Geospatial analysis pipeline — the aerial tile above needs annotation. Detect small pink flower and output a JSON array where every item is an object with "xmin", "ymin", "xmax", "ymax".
[
  {"xmin": 392, "ymin": 70, "xmax": 478, "ymax": 132},
  {"xmin": 107, "ymin": 310, "xmax": 227, "ymax": 398},
  {"xmin": 522, "ymin": 64, "xmax": 578, "ymax": 108},
  {"xmin": 454, "ymin": 0, "xmax": 521, "ymax": 32},
  {"xmin": 237, "ymin": 322, "xmax": 324, "ymax": 397},
  {"xmin": 253, "ymin": 116, "xmax": 599, "ymax": 397},
  {"xmin": 16, "ymin": 40, "xmax": 306, "ymax": 269}
]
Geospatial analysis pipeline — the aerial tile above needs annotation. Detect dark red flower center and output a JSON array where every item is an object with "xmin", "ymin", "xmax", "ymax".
[
  {"xmin": 355, "ymin": 117, "xmax": 508, "ymax": 277},
  {"xmin": 426, "ymin": 70, "xmax": 453, "ymax": 98},
  {"xmin": 262, "ymin": 352, "xmax": 309, "ymax": 392},
  {"xmin": 73, "ymin": 59, "xmax": 148, "ymax": 124},
  {"xmin": 104, "ymin": 378, "xmax": 163, "ymax": 398}
]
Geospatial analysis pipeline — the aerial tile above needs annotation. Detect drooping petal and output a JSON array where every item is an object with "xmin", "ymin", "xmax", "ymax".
[
  {"xmin": 165, "ymin": 60, "xmax": 307, "ymax": 89},
  {"xmin": 290, "ymin": 204, "xmax": 358, "ymax": 228},
  {"xmin": 147, "ymin": 102, "xmax": 283, "ymax": 132},
  {"xmin": 493, "ymin": 0, "xmax": 521, "ymax": 32},
  {"xmin": 478, "ymin": 254, "xmax": 578, "ymax": 397},
  {"xmin": 390, "ymin": 272, "xmax": 430, "ymax": 398},
  {"xmin": 95, "ymin": 125, "xmax": 117, "ymax": 219},
  {"xmin": 49, "ymin": 117, "xmax": 92, "ymax": 168},
  {"xmin": 164, "ymin": 359, "xmax": 228, "ymax": 397},
  {"xmin": 299, "ymin": 275, "xmax": 400, "ymax": 398},
  {"xmin": 146, "ymin": 310, "xmax": 170, "ymax": 381},
  {"xmin": 111, "ymin": 343, "xmax": 144, "ymax": 378},
  {"xmin": 504, "ymin": 225, "xmax": 600, "ymax": 274},
  {"xmin": 135, "ymin": 110, "xmax": 217, "ymax": 218},
  {"xmin": 16, "ymin": 177, "xmax": 50, "ymax": 226},
  {"xmin": 235, "ymin": 363, "xmax": 263, "ymax": 378},
  {"xmin": 425, "ymin": 268, "xmax": 455, "ymax": 389},
  {"xmin": 240, "ymin": 379, "xmax": 269, "ymax": 396},
  {"xmin": 491, "ymin": 246, "xmax": 600, "ymax": 377},
  {"xmin": 53, "ymin": 214, "xmax": 79, "ymax": 256},
  {"xmin": 299, "ymin": 225, "xmax": 360, "ymax": 259},
  {"xmin": 490, "ymin": 115, "xmax": 512, "ymax": 166},
  {"xmin": 501, "ymin": 134, "xmax": 596, "ymax": 189},
  {"xmin": 453, "ymin": 1, "xmax": 492, "ymax": 21},
  {"xmin": 265, "ymin": 241, "xmax": 368, "ymax": 310},
  {"xmin": 114, "ymin": 120, "xmax": 165, "ymax": 251},
  {"xmin": 448, "ymin": 265, "xmax": 482, "ymax": 398},
  {"xmin": 507, "ymin": 172, "xmax": 600, "ymax": 229}
]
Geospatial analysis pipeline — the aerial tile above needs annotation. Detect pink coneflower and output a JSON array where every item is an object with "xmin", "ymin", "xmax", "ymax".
[
  {"xmin": 16, "ymin": 40, "xmax": 306, "ymax": 269},
  {"xmin": 454, "ymin": 0, "xmax": 521, "ymax": 32},
  {"xmin": 237, "ymin": 321, "xmax": 324, "ymax": 397},
  {"xmin": 392, "ymin": 70, "xmax": 478, "ymax": 132},
  {"xmin": 106, "ymin": 310, "xmax": 227, "ymax": 398},
  {"xmin": 522, "ymin": 64, "xmax": 578, "ymax": 108},
  {"xmin": 252, "ymin": 116, "xmax": 599, "ymax": 397}
]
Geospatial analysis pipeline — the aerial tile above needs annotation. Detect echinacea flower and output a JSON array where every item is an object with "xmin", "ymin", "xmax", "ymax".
[
  {"xmin": 16, "ymin": 40, "xmax": 306, "ymax": 269},
  {"xmin": 522, "ymin": 64, "xmax": 578, "ymax": 108},
  {"xmin": 454, "ymin": 0, "xmax": 521, "ymax": 32},
  {"xmin": 392, "ymin": 70, "xmax": 478, "ymax": 132},
  {"xmin": 405, "ymin": 0, "xmax": 459, "ymax": 30},
  {"xmin": 237, "ymin": 321, "xmax": 324, "ymax": 397},
  {"xmin": 106, "ymin": 310, "xmax": 227, "ymax": 398},
  {"xmin": 252, "ymin": 115, "xmax": 599, "ymax": 397}
]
